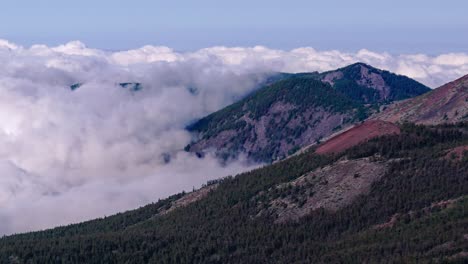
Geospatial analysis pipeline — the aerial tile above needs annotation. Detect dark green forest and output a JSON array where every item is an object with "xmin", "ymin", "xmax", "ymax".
[{"xmin": 1, "ymin": 122, "xmax": 467, "ymax": 263}]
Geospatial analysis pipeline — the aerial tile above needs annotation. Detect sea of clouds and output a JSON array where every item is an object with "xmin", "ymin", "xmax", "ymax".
[{"xmin": 0, "ymin": 39, "xmax": 467, "ymax": 235}]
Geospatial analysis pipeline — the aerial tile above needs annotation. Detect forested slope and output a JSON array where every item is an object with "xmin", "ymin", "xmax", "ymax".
[{"xmin": 1, "ymin": 122, "xmax": 467, "ymax": 263}]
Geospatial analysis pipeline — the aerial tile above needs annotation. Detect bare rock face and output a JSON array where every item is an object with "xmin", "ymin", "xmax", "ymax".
[
  {"xmin": 158, "ymin": 184, "xmax": 218, "ymax": 215},
  {"xmin": 256, "ymin": 157, "xmax": 388, "ymax": 223},
  {"xmin": 355, "ymin": 65, "xmax": 390, "ymax": 99},
  {"xmin": 374, "ymin": 74, "xmax": 468, "ymax": 125},
  {"xmin": 321, "ymin": 71, "xmax": 343, "ymax": 86}
]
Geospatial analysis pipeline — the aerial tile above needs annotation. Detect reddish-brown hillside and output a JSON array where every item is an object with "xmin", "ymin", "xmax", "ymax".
[
  {"xmin": 374, "ymin": 74, "xmax": 468, "ymax": 124},
  {"xmin": 315, "ymin": 120, "xmax": 401, "ymax": 154}
]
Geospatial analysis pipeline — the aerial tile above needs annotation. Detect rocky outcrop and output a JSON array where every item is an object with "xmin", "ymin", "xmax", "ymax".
[
  {"xmin": 256, "ymin": 157, "xmax": 389, "ymax": 222},
  {"xmin": 158, "ymin": 184, "xmax": 218, "ymax": 215}
]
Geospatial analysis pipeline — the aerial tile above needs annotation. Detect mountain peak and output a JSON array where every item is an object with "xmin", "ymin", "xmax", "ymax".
[
  {"xmin": 319, "ymin": 63, "xmax": 430, "ymax": 103},
  {"xmin": 345, "ymin": 62, "xmax": 375, "ymax": 69}
]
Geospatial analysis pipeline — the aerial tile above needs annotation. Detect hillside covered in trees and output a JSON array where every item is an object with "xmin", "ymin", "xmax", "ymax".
[{"xmin": 1, "ymin": 122, "xmax": 467, "ymax": 263}]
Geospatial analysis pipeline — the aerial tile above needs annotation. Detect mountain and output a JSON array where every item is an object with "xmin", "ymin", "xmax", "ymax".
[
  {"xmin": 119, "ymin": 82, "xmax": 142, "ymax": 91},
  {"xmin": 186, "ymin": 76, "xmax": 366, "ymax": 163},
  {"xmin": 69, "ymin": 82, "xmax": 142, "ymax": 91},
  {"xmin": 374, "ymin": 74, "xmax": 468, "ymax": 124},
  {"xmin": 317, "ymin": 62, "xmax": 431, "ymax": 103},
  {"xmin": 186, "ymin": 63, "xmax": 429, "ymax": 163},
  {"xmin": 1, "ymin": 122, "xmax": 467, "ymax": 263}
]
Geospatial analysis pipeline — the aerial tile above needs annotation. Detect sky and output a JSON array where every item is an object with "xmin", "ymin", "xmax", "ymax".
[{"xmin": 1, "ymin": 0, "xmax": 467, "ymax": 53}]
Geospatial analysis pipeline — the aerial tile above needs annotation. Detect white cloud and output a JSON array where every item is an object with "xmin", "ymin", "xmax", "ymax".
[
  {"xmin": 0, "ymin": 40, "xmax": 19, "ymax": 50},
  {"xmin": 0, "ymin": 39, "xmax": 467, "ymax": 235},
  {"xmin": 171, "ymin": 45, "xmax": 466, "ymax": 87},
  {"xmin": 111, "ymin": 46, "xmax": 180, "ymax": 65}
]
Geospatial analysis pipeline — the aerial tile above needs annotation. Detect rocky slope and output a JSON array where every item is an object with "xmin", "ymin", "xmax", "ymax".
[
  {"xmin": 374, "ymin": 74, "xmax": 468, "ymax": 124},
  {"xmin": 258, "ymin": 157, "xmax": 389, "ymax": 223}
]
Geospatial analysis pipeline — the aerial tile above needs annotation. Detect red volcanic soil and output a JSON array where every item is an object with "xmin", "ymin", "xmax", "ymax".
[{"xmin": 316, "ymin": 120, "xmax": 400, "ymax": 155}]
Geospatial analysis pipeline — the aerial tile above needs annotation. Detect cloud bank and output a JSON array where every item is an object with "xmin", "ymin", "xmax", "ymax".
[{"xmin": 0, "ymin": 40, "xmax": 467, "ymax": 235}]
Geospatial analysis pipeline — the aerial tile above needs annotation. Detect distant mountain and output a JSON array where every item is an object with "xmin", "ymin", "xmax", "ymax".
[
  {"xmin": 70, "ymin": 83, "xmax": 82, "ymax": 90},
  {"xmin": 317, "ymin": 62, "xmax": 431, "ymax": 103},
  {"xmin": 69, "ymin": 82, "xmax": 142, "ymax": 91},
  {"xmin": 186, "ymin": 63, "xmax": 430, "ymax": 163},
  {"xmin": 374, "ymin": 74, "xmax": 468, "ymax": 124},
  {"xmin": 2, "ymin": 122, "xmax": 467, "ymax": 263},
  {"xmin": 186, "ymin": 76, "xmax": 366, "ymax": 162},
  {"xmin": 119, "ymin": 82, "xmax": 142, "ymax": 91}
]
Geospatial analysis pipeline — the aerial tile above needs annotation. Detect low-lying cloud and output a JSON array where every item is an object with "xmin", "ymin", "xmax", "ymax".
[{"xmin": 0, "ymin": 39, "xmax": 467, "ymax": 235}]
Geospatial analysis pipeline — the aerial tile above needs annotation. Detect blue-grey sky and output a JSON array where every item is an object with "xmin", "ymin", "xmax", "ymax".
[{"xmin": 1, "ymin": 0, "xmax": 467, "ymax": 53}]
